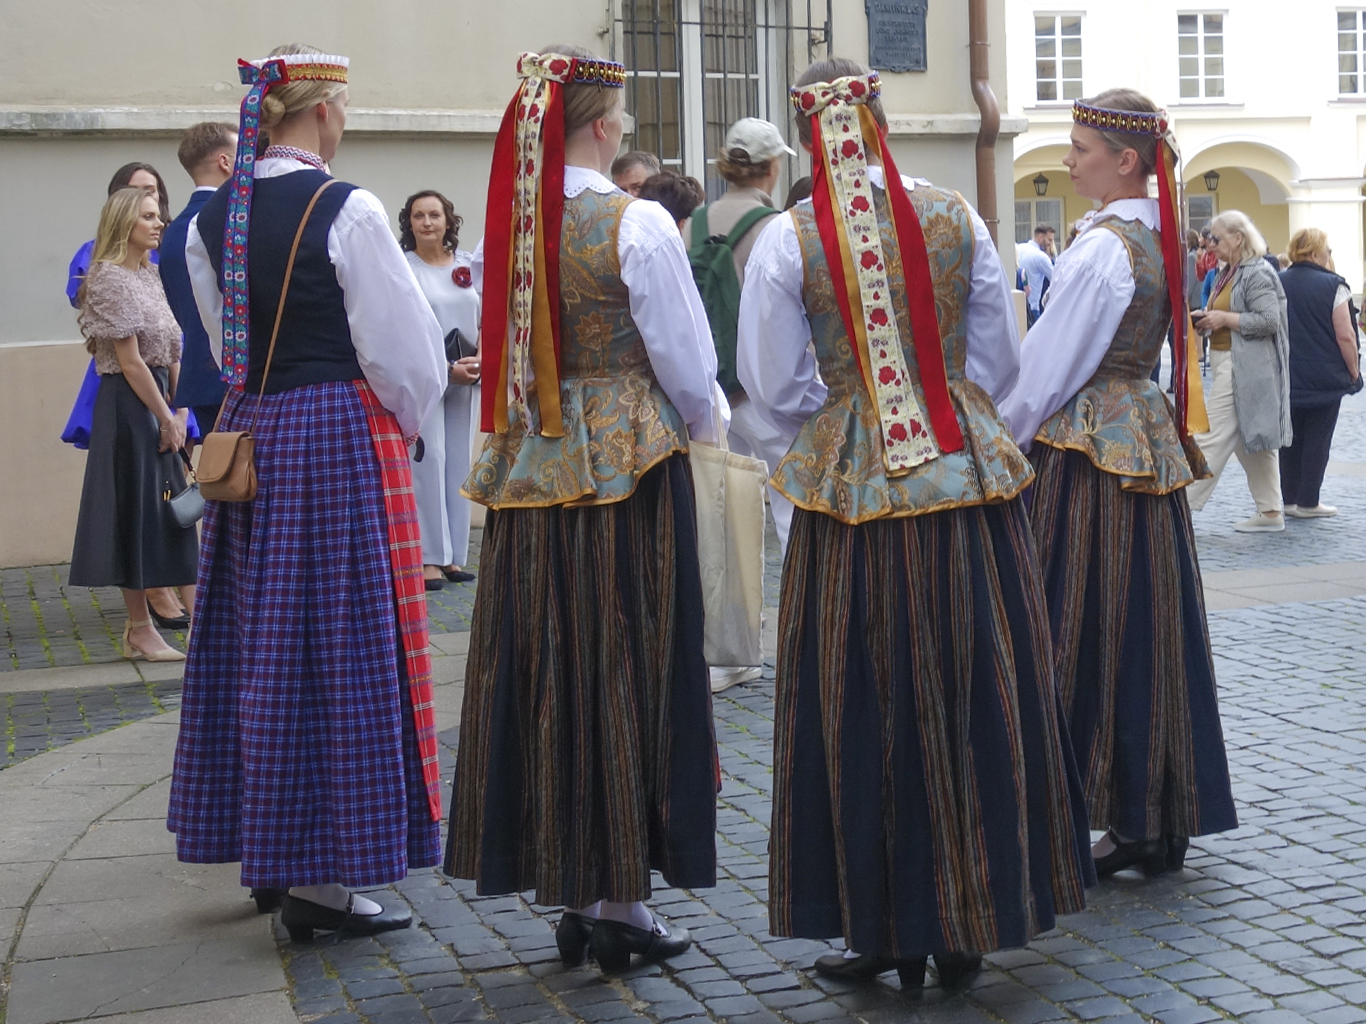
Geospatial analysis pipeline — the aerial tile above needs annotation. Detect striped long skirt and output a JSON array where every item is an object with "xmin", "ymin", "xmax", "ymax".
[
  {"xmin": 445, "ymin": 454, "xmax": 717, "ymax": 908},
  {"xmin": 769, "ymin": 499, "xmax": 1093, "ymax": 959},
  {"xmin": 168, "ymin": 381, "xmax": 441, "ymax": 887},
  {"xmin": 1029, "ymin": 446, "xmax": 1237, "ymax": 842}
]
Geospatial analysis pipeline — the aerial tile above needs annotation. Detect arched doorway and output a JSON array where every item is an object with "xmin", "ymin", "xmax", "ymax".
[
  {"xmin": 1012, "ymin": 142, "xmax": 1084, "ymax": 249},
  {"xmin": 1183, "ymin": 141, "xmax": 1296, "ymax": 255}
]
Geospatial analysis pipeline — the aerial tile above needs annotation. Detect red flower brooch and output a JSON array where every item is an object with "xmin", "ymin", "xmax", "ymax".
[{"xmin": 452, "ymin": 266, "xmax": 473, "ymax": 288}]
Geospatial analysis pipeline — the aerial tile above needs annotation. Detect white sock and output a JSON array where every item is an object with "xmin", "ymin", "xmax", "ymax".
[
  {"xmin": 289, "ymin": 883, "xmax": 382, "ymax": 916},
  {"xmin": 575, "ymin": 901, "xmax": 602, "ymax": 919},
  {"xmin": 844, "ymin": 948, "xmax": 860, "ymax": 960},
  {"xmin": 596, "ymin": 900, "xmax": 659, "ymax": 932}
]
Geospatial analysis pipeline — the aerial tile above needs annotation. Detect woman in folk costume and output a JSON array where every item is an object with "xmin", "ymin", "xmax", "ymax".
[
  {"xmin": 169, "ymin": 45, "xmax": 448, "ymax": 939},
  {"xmin": 1000, "ymin": 89, "xmax": 1237, "ymax": 878},
  {"xmin": 444, "ymin": 47, "xmax": 725, "ymax": 973},
  {"xmin": 737, "ymin": 58, "xmax": 1093, "ymax": 989}
]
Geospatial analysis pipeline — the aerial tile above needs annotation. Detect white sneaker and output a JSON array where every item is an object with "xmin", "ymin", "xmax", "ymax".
[
  {"xmin": 1233, "ymin": 512, "xmax": 1285, "ymax": 533},
  {"xmin": 1286, "ymin": 503, "xmax": 1337, "ymax": 518},
  {"xmin": 710, "ymin": 666, "xmax": 763, "ymax": 693}
]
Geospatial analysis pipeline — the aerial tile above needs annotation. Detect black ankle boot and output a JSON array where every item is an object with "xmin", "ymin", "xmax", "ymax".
[
  {"xmin": 1093, "ymin": 830, "xmax": 1166, "ymax": 877},
  {"xmin": 279, "ymin": 893, "xmax": 412, "ymax": 942},
  {"xmin": 813, "ymin": 953, "xmax": 927, "ymax": 987},
  {"xmin": 556, "ymin": 911, "xmax": 595, "ymax": 967},
  {"xmin": 933, "ymin": 951, "xmax": 983, "ymax": 988},
  {"xmin": 590, "ymin": 915, "xmax": 691, "ymax": 973}
]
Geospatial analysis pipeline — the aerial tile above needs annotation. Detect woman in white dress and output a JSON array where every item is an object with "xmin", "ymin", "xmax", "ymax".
[{"xmin": 399, "ymin": 190, "xmax": 482, "ymax": 588}]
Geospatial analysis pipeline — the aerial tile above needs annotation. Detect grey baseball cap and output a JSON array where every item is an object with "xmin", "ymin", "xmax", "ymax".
[{"xmin": 724, "ymin": 118, "xmax": 796, "ymax": 162}]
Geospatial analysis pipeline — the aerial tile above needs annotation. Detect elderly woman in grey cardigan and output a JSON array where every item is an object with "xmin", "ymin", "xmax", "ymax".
[{"xmin": 1186, "ymin": 210, "xmax": 1292, "ymax": 532}]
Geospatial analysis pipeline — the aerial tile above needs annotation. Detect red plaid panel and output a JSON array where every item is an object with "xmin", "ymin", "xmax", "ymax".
[{"xmin": 355, "ymin": 381, "xmax": 442, "ymax": 822}]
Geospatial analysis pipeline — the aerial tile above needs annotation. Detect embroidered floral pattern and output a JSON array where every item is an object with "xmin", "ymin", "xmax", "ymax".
[
  {"xmin": 792, "ymin": 73, "xmax": 937, "ymax": 473},
  {"xmin": 464, "ymin": 191, "xmax": 688, "ymax": 509},
  {"xmin": 773, "ymin": 186, "xmax": 1034, "ymax": 523},
  {"xmin": 1034, "ymin": 217, "xmax": 1209, "ymax": 494}
]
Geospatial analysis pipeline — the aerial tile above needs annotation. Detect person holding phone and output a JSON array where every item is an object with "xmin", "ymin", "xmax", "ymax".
[{"xmin": 400, "ymin": 190, "xmax": 482, "ymax": 588}]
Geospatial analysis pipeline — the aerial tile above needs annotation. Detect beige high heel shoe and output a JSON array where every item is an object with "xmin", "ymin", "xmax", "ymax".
[{"xmin": 122, "ymin": 619, "xmax": 187, "ymax": 663}]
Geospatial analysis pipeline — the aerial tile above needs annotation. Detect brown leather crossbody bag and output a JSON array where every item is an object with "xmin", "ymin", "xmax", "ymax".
[{"xmin": 198, "ymin": 179, "xmax": 338, "ymax": 502}]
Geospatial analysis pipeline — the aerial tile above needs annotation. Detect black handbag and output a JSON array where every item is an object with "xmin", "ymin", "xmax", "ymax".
[
  {"xmin": 444, "ymin": 326, "xmax": 477, "ymax": 366},
  {"xmin": 165, "ymin": 449, "xmax": 204, "ymax": 529}
]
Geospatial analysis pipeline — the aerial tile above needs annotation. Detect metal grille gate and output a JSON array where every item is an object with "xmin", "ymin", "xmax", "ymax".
[{"xmin": 612, "ymin": 0, "xmax": 833, "ymax": 199}]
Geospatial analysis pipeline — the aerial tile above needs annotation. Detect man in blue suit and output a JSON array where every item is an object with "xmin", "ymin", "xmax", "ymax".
[{"xmin": 162, "ymin": 122, "xmax": 236, "ymax": 436}]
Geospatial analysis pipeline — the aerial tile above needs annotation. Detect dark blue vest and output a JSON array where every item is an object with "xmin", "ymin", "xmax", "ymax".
[
  {"xmin": 1280, "ymin": 261, "xmax": 1357, "ymax": 407},
  {"xmin": 161, "ymin": 189, "xmax": 225, "ymax": 409},
  {"xmin": 199, "ymin": 169, "xmax": 362, "ymax": 394}
]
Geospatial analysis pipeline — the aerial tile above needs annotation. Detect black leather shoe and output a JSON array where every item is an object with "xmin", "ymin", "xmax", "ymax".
[
  {"xmin": 280, "ymin": 893, "xmax": 412, "ymax": 942},
  {"xmin": 424, "ymin": 578, "xmax": 445, "ymax": 592},
  {"xmin": 250, "ymin": 887, "xmax": 286, "ymax": 914},
  {"xmin": 556, "ymin": 911, "xmax": 595, "ymax": 967},
  {"xmin": 814, "ymin": 953, "xmax": 926, "ymax": 987},
  {"xmin": 442, "ymin": 568, "xmax": 476, "ymax": 583},
  {"xmin": 590, "ymin": 915, "xmax": 691, "ymax": 972},
  {"xmin": 933, "ymin": 951, "xmax": 983, "ymax": 988},
  {"xmin": 1164, "ymin": 834, "xmax": 1190, "ymax": 872},
  {"xmin": 149, "ymin": 606, "xmax": 191, "ymax": 630},
  {"xmin": 1093, "ymin": 830, "xmax": 1166, "ymax": 878}
]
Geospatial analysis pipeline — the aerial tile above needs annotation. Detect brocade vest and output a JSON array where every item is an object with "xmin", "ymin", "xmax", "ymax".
[
  {"xmin": 776, "ymin": 184, "xmax": 1032, "ymax": 523},
  {"xmin": 463, "ymin": 190, "xmax": 689, "ymax": 509},
  {"xmin": 1033, "ymin": 216, "xmax": 1209, "ymax": 493}
]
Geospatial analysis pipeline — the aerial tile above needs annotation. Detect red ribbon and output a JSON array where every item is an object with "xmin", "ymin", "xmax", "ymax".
[{"xmin": 808, "ymin": 113, "xmax": 964, "ymax": 456}]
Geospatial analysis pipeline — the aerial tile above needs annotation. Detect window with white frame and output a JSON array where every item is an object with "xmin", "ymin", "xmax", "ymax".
[
  {"xmin": 1034, "ymin": 14, "xmax": 1082, "ymax": 102},
  {"xmin": 1187, "ymin": 194, "xmax": 1216, "ymax": 234},
  {"xmin": 1178, "ymin": 12, "xmax": 1225, "ymax": 99},
  {"xmin": 1015, "ymin": 199, "xmax": 1063, "ymax": 246},
  {"xmin": 1339, "ymin": 10, "xmax": 1366, "ymax": 94}
]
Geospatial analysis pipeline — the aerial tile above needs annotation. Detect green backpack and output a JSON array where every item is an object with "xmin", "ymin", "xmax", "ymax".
[{"xmin": 689, "ymin": 204, "xmax": 779, "ymax": 396}]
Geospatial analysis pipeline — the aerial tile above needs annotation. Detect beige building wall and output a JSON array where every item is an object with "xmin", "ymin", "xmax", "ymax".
[{"xmin": 1, "ymin": 0, "xmax": 1012, "ymax": 567}]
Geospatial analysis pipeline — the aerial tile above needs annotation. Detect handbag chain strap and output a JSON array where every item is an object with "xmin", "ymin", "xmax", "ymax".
[{"xmin": 212, "ymin": 178, "xmax": 340, "ymax": 436}]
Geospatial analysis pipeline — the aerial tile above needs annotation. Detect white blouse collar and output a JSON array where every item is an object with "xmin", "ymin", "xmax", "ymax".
[
  {"xmin": 563, "ymin": 165, "xmax": 620, "ymax": 197},
  {"xmin": 1075, "ymin": 197, "xmax": 1160, "ymax": 238}
]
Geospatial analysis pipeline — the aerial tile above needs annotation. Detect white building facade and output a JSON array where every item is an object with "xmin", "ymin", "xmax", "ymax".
[{"xmin": 1005, "ymin": 0, "xmax": 1366, "ymax": 291}]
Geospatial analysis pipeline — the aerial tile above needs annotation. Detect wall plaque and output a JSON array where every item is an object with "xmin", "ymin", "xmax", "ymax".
[{"xmin": 866, "ymin": 0, "xmax": 928, "ymax": 73}]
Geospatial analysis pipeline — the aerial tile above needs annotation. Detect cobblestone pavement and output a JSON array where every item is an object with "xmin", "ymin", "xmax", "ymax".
[
  {"xmin": 0, "ymin": 678, "xmax": 182, "ymax": 768},
  {"xmin": 274, "ymin": 592, "xmax": 1366, "ymax": 1024},
  {"xmin": 7, "ymin": 396, "xmax": 1366, "ymax": 1024}
]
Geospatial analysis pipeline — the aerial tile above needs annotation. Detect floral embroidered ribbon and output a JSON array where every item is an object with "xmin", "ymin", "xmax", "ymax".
[
  {"xmin": 219, "ymin": 53, "xmax": 349, "ymax": 387},
  {"xmin": 480, "ymin": 52, "xmax": 626, "ymax": 438},
  {"xmin": 792, "ymin": 73, "xmax": 963, "ymax": 474},
  {"xmin": 1073, "ymin": 100, "xmax": 1208, "ymax": 438}
]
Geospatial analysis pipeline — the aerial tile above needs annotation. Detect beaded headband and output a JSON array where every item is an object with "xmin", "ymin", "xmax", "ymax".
[
  {"xmin": 1072, "ymin": 100, "xmax": 1169, "ymax": 137},
  {"xmin": 517, "ymin": 52, "xmax": 626, "ymax": 88},
  {"xmin": 217, "ymin": 53, "xmax": 350, "ymax": 386}
]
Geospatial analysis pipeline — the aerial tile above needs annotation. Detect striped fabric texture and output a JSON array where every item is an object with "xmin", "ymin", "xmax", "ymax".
[
  {"xmin": 1029, "ymin": 446, "xmax": 1238, "ymax": 842},
  {"xmin": 445, "ymin": 456, "xmax": 717, "ymax": 908},
  {"xmin": 354, "ymin": 380, "xmax": 441, "ymax": 822},
  {"xmin": 168, "ymin": 380, "xmax": 440, "ymax": 887},
  {"xmin": 769, "ymin": 500, "xmax": 1093, "ymax": 959}
]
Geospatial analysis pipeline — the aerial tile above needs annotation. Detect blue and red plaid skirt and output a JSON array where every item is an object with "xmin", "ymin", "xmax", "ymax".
[{"xmin": 168, "ymin": 379, "xmax": 441, "ymax": 888}]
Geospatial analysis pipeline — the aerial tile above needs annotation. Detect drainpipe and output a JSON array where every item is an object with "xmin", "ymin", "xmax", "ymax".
[{"xmin": 969, "ymin": 0, "xmax": 1000, "ymax": 247}]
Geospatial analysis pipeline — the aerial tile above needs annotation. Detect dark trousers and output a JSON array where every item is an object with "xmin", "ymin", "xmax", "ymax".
[
  {"xmin": 193, "ymin": 402, "xmax": 224, "ymax": 437},
  {"xmin": 1279, "ymin": 400, "xmax": 1341, "ymax": 508}
]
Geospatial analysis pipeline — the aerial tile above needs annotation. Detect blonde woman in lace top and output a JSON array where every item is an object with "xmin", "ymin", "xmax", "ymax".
[{"xmin": 69, "ymin": 188, "xmax": 198, "ymax": 662}]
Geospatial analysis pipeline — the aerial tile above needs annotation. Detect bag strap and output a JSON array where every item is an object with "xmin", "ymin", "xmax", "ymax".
[
  {"xmin": 244, "ymin": 178, "xmax": 339, "ymax": 434},
  {"xmin": 724, "ymin": 205, "xmax": 778, "ymax": 249},
  {"xmin": 690, "ymin": 204, "xmax": 712, "ymax": 250}
]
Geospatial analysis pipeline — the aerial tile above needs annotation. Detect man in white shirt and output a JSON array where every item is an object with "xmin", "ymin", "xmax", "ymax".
[{"xmin": 1019, "ymin": 224, "xmax": 1056, "ymax": 327}]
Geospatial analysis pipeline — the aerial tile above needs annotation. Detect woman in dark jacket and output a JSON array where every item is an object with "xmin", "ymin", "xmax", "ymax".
[{"xmin": 1279, "ymin": 228, "xmax": 1361, "ymax": 518}]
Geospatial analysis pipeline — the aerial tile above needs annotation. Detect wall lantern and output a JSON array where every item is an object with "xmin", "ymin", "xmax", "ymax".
[
  {"xmin": 1203, "ymin": 169, "xmax": 1221, "ymax": 192},
  {"xmin": 1032, "ymin": 173, "xmax": 1050, "ymax": 196}
]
